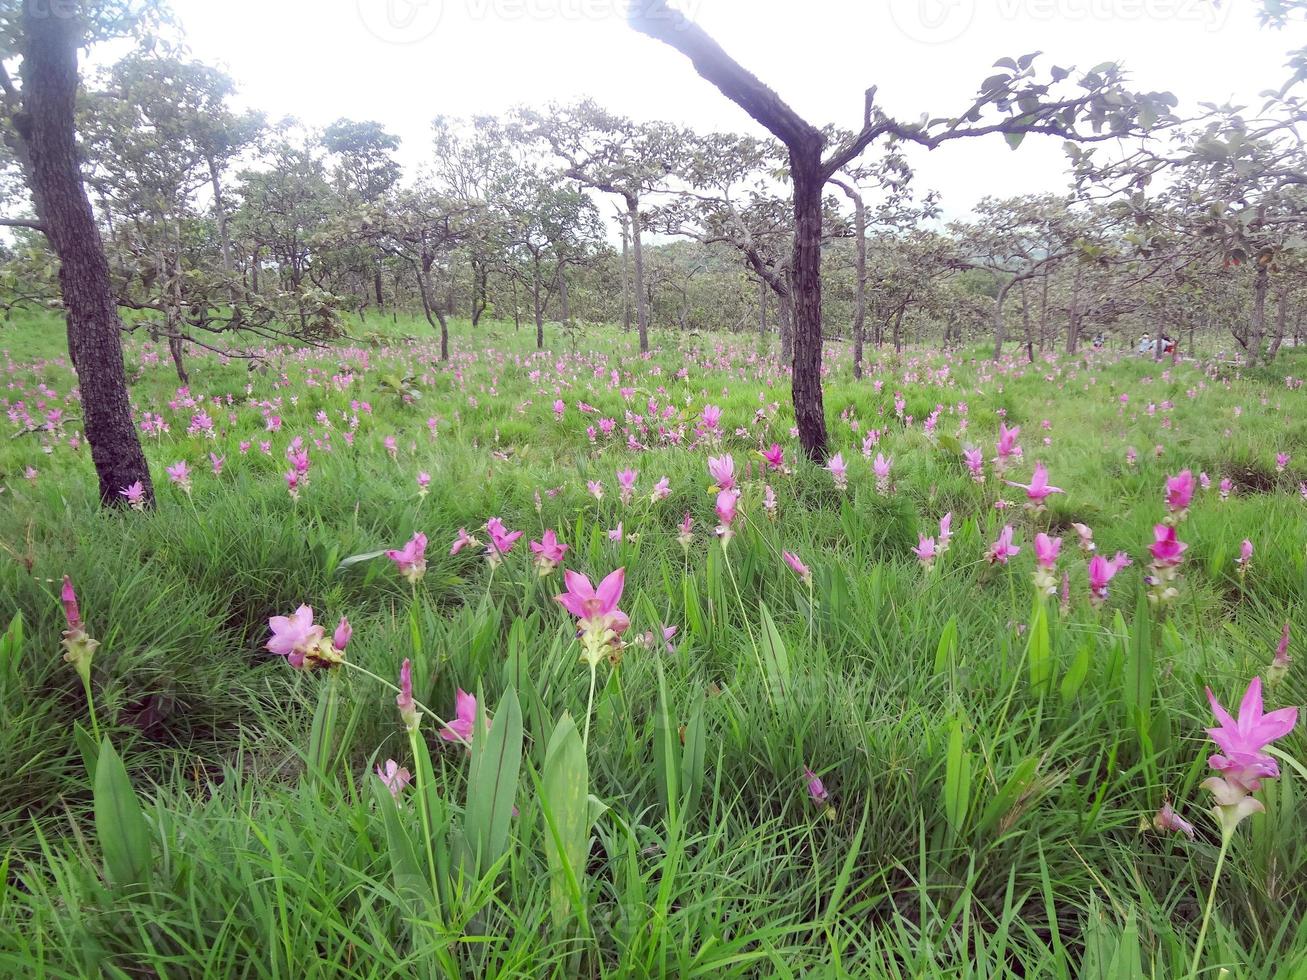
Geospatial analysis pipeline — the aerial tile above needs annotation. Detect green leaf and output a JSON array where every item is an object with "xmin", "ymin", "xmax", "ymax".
[
  {"xmin": 374, "ymin": 774, "xmax": 431, "ymax": 914},
  {"xmin": 679, "ymin": 692, "xmax": 707, "ymax": 821},
  {"xmin": 1061, "ymin": 641, "xmax": 1091, "ymax": 704},
  {"xmin": 1004, "ymin": 130, "xmax": 1027, "ymax": 151},
  {"xmin": 463, "ymin": 687, "xmax": 523, "ymax": 878},
  {"xmin": 540, "ymin": 712, "xmax": 590, "ymax": 929},
  {"xmin": 1025, "ymin": 600, "xmax": 1052, "ymax": 694},
  {"xmin": 335, "ymin": 548, "xmax": 388, "ymax": 572},
  {"xmin": 757, "ymin": 603, "xmax": 792, "ymax": 705},
  {"xmin": 975, "ymin": 756, "xmax": 1039, "ymax": 836},
  {"xmin": 933, "ymin": 615, "xmax": 959, "ymax": 675},
  {"xmin": 943, "ymin": 718, "xmax": 972, "ymax": 835},
  {"xmin": 1122, "ymin": 590, "xmax": 1153, "ymax": 729},
  {"xmin": 94, "ymin": 739, "xmax": 153, "ymax": 890},
  {"xmin": 653, "ymin": 662, "xmax": 680, "ymax": 819}
]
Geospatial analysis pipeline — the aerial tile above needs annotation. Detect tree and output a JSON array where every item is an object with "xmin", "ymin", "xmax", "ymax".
[
  {"xmin": 322, "ymin": 118, "xmax": 400, "ymax": 309},
  {"xmin": 0, "ymin": 0, "xmax": 156, "ymax": 506},
  {"xmin": 516, "ymin": 100, "xmax": 681, "ymax": 353},
  {"xmin": 628, "ymin": 0, "xmax": 1175, "ymax": 460}
]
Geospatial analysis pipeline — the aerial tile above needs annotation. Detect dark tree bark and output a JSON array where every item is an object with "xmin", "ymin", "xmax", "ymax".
[
  {"xmin": 627, "ymin": 194, "xmax": 649, "ymax": 353},
  {"xmin": 758, "ymin": 276, "xmax": 767, "ymax": 339},
  {"xmin": 619, "ymin": 215, "xmax": 632, "ymax": 333},
  {"xmin": 532, "ymin": 252, "xmax": 544, "ymax": 349},
  {"xmin": 374, "ymin": 267, "xmax": 385, "ymax": 308},
  {"xmin": 13, "ymin": 4, "xmax": 154, "ymax": 506}
]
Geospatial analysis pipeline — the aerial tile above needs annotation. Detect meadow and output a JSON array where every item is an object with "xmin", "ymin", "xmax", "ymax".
[{"xmin": 0, "ymin": 311, "xmax": 1304, "ymax": 978}]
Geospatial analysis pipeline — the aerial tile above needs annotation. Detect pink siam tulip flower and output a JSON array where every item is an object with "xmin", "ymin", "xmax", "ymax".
[
  {"xmin": 416, "ymin": 471, "xmax": 431, "ymax": 498},
  {"xmin": 1071, "ymin": 522, "xmax": 1095, "ymax": 552},
  {"xmin": 1219, "ymin": 477, "xmax": 1233, "ymax": 500},
  {"xmin": 387, "ymin": 532, "xmax": 428, "ymax": 584},
  {"xmin": 396, "ymin": 658, "xmax": 421, "ymax": 731},
  {"xmin": 635, "ymin": 625, "xmax": 679, "ymax": 654},
  {"xmin": 1153, "ymin": 801, "xmax": 1195, "ymax": 840},
  {"xmin": 715, "ymin": 488, "xmax": 741, "ymax": 544},
  {"xmin": 450, "ymin": 528, "xmax": 479, "ymax": 555},
  {"xmin": 702, "ymin": 404, "xmax": 722, "ymax": 430},
  {"xmin": 266, "ymin": 604, "xmax": 341, "ymax": 669},
  {"xmin": 1148, "ymin": 524, "xmax": 1187, "ymax": 566},
  {"xmin": 553, "ymin": 399, "xmax": 565, "ymax": 419},
  {"xmin": 608, "ymin": 523, "xmax": 624, "ymax": 543},
  {"xmin": 587, "ymin": 480, "xmax": 604, "ymax": 501},
  {"xmin": 118, "ymin": 480, "xmax": 147, "ymax": 510},
  {"xmin": 1005, "ymin": 462, "xmax": 1063, "ymax": 508},
  {"xmin": 439, "ymin": 688, "xmax": 479, "ymax": 743},
  {"xmin": 1059, "ymin": 571, "xmax": 1071, "ymax": 616},
  {"xmin": 333, "ymin": 616, "xmax": 352, "ymax": 651},
  {"xmin": 485, "ymin": 518, "xmax": 523, "ymax": 565},
  {"xmin": 761, "ymin": 444, "xmax": 784, "ymax": 470},
  {"xmin": 1088, "ymin": 551, "xmax": 1132, "ymax": 606},
  {"xmin": 376, "ymin": 760, "xmax": 412, "ymax": 801},
  {"xmin": 937, "ymin": 513, "xmax": 952, "ymax": 553},
  {"xmin": 1202, "ymin": 677, "xmax": 1297, "ymax": 828},
  {"xmin": 555, "ymin": 568, "xmax": 630, "ymax": 636},
  {"xmin": 828, "ymin": 452, "xmax": 849, "ymax": 491},
  {"xmin": 782, "ymin": 551, "xmax": 812, "ymax": 587},
  {"xmin": 1268, "ymin": 622, "xmax": 1292, "ymax": 686},
  {"xmin": 1199, "ymin": 471, "xmax": 1211, "ymax": 491},
  {"xmin": 1276, "ymin": 452, "xmax": 1290, "ymax": 473},
  {"xmin": 708, "ymin": 454, "xmax": 736, "ymax": 492},
  {"xmin": 871, "ymin": 453, "xmax": 891, "ymax": 493},
  {"xmin": 530, "ymin": 529, "xmax": 569, "ymax": 574},
  {"xmin": 995, "ymin": 423, "xmax": 1021, "ymax": 466},
  {"xmin": 987, "ymin": 525, "xmax": 1020, "ymax": 565},
  {"xmin": 676, "ymin": 511, "xmax": 694, "ymax": 550},
  {"xmin": 1165, "ymin": 469, "xmax": 1195, "ymax": 517},
  {"xmin": 913, "ymin": 535, "xmax": 938, "ymax": 569},
  {"xmin": 166, "ymin": 460, "xmax": 192, "ymax": 495},
  {"xmin": 1125, "ymin": 447, "xmax": 1138, "ymax": 467},
  {"xmin": 1033, "ymin": 533, "xmax": 1061, "ymax": 568},
  {"xmin": 1235, "ymin": 538, "xmax": 1253, "ymax": 572},
  {"xmin": 763, "ymin": 483, "xmax": 778, "ymax": 519},
  {"xmin": 650, "ymin": 476, "xmax": 671, "ymax": 502},
  {"xmin": 60, "ymin": 575, "xmax": 82, "ymax": 631},
  {"xmin": 617, "ymin": 468, "xmax": 638, "ymax": 505},
  {"xmin": 209, "ymin": 452, "xmax": 225, "ymax": 476},
  {"xmin": 803, "ymin": 766, "xmax": 830, "ymax": 805}
]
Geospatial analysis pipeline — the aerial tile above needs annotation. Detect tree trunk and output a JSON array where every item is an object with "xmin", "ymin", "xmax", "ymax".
[
  {"xmin": 413, "ymin": 258, "xmax": 449, "ymax": 361},
  {"xmin": 1267, "ymin": 285, "xmax": 1288, "ymax": 363},
  {"xmin": 619, "ymin": 215, "xmax": 632, "ymax": 334},
  {"xmin": 832, "ymin": 178, "xmax": 867, "ymax": 379},
  {"xmin": 374, "ymin": 266, "xmax": 385, "ymax": 309},
  {"xmin": 1066, "ymin": 263, "xmax": 1084, "ymax": 355},
  {"xmin": 1246, "ymin": 262, "xmax": 1269, "ymax": 368},
  {"xmin": 628, "ymin": 194, "xmax": 649, "ymax": 352},
  {"xmin": 1019, "ymin": 280, "xmax": 1033, "ymax": 363},
  {"xmin": 15, "ymin": 5, "xmax": 154, "ymax": 506},
  {"xmin": 992, "ymin": 276, "xmax": 1019, "ymax": 361},
  {"xmin": 892, "ymin": 303, "xmax": 905, "ymax": 354},
  {"xmin": 789, "ymin": 154, "xmax": 828, "ymax": 460},
  {"xmin": 207, "ymin": 155, "xmax": 239, "ymax": 305},
  {"xmin": 532, "ymin": 253, "xmax": 544, "ymax": 349},
  {"xmin": 558, "ymin": 263, "xmax": 570, "ymax": 323},
  {"xmin": 758, "ymin": 277, "xmax": 767, "ymax": 339}
]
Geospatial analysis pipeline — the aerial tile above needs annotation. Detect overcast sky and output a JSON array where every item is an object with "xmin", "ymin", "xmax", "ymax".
[{"xmin": 164, "ymin": 0, "xmax": 1292, "ymax": 217}]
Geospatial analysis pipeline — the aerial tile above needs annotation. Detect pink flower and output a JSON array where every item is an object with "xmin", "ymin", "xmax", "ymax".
[
  {"xmin": 1275, "ymin": 622, "xmax": 1291, "ymax": 667},
  {"xmin": 166, "ymin": 460, "xmax": 192, "ymax": 493},
  {"xmin": 118, "ymin": 481, "xmax": 147, "ymax": 509},
  {"xmin": 964, "ymin": 447, "xmax": 984, "ymax": 482},
  {"xmin": 650, "ymin": 476, "xmax": 671, "ymax": 501},
  {"xmin": 1165, "ymin": 469, "xmax": 1195, "ymax": 514},
  {"xmin": 333, "ymin": 616, "xmax": 352, "ymax": 651},
  {"xmin": 60, "ymin": 575, "xmax": 82, "ymax": 631},
  {"xmin": 608, "ymin": 523, "xmax": 624, "ymax": 542},
  {"xmin": 803, "ymin": 766, "xmax": 829, "ymax": 805},
  {"xmin": 1033, "ymin": 533, "xmax": 1061, "ymax": 569},
  {"xmin": 530, "ymin": 529, "xmax": 569, "ymax": 573},
  {"xmin": 708, "ymin": 454, "xmax": 736, "ymax": 491},
  {"xmin": 987, "ymin": 525, "xmax": 1020, "ymax": 565},
  {"xmin": 555, "ymin": 567, "xmax": 630, "ymax": 636},
  {"xmin": 376, "ymin": 760, "xmax": 412, "ymax": 801},
  {"xmin": 450, "ymin": 528, "xmax": 478, "ymax": 555},
  {"xmin": 1153, "ymin": 802, "xmax": 1195, "ymax": 840},
  {"xmin": 714, "ymin": 488, "xmax": 740, "ymax": 542},
  {"xmin": 702, "ymin": 404, "xmax": 722, "ymax": 429},
  {"xmin": 828, "ymin": 452, "xmax": 849, "ymax": 491},
  {"xmin": 617, "ymin": 468, "xmax": 638, "ymax": 504},
  {"xmin": 763, "ymin": 483, "xmax": 777, "ymax": 517},
  {"xmin": 1276, "ymin": 452, "xmax": 1290, "ymax": 473},
  {"xmin": 267, "ymin": 605, "xmax": 326, "ymax": 669},
  {"xmin": 387, "ymin": 532, "xmax": 428, "ymax": 583},
  {"xmin": 1088, "ymin": 551, "xmax": 1132, "ymax": 604},
  {"xmin": 587, "ymin": 480, "xmax": 604, "ymax": 501},
  {"xmin": 1204, "ymin": 677, "xmax": 1297, "ymax": 794},
  {"xmin": 676, "ymin": 511, "xmax": 694, "ymax": 550},
  {"xmin": 913, "ymin": 535, "xmax": 937, "ymax": 567},
  {"xmin": 209, "ymin": 452, "xmax": 225, "ymax": 476},
  {"xmin": 416, "ymin": 471, "xmax": 431, "ymax": 496},
  {"xmin": 396, "ymin": 658, "xmax": 421, "ymax": 731},
  {"xmin": 1005, "ymin": 462, "xmax": 1063, "ymax": 506},
  {"xmin": 761, "ymin": 444, "xmax": 784, "ymax": 470},
  {"xmin": 439, "ymin": 688, "xmax": 479, "ymax": 743},
  {"xmin": 485, "ymin": 518, "xmax": 522, "ymax": 561},
  {"xmin": 1199, "ymin": 471, "xmax": 1211, "ymax": 491},
  {"xmin": 782, "ymin": 551, "xmax": 812, "ymax": 586},
  {"xmin": 1071, "ymin": 522, "xmax": 1095, "ymax": 552},
  {"xmin": 937, "ymin": 513, "xmax": 952, "ymax": 553},
  {"xmin": 1236, "ymin": 538, "xmax": 1253, "ymax": 569},
  {"xmin": 1148, "ymin": 525, "xmax": 1187, "ymax": 566},
  {"xmin": 553, "ymin": 399, "xmax": 565, "ymax": 419},
  {"xmin": 1219, "ymin": 477, "xmax": 1234, "ymax": 500},
  {"xmin": 995, "ymin": 423, "xmax": 1021, "ymax": 461}
]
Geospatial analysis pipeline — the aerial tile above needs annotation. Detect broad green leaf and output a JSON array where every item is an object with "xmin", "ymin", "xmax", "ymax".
[
  {"xmin": 1026, "ymin": 600, "xmax": 1052, "ymax": 695},
  {"xmin": 943, "ymin": 718, "xmax": 971, "ymax": 835},
  {"xmin": 540, "ymin": 712, "xmax": 590, "ymax": 929},
  {"xmin": 463, "ymin": 687, "xmax": 523, "ymax": 878},
  {"xmin": 757, "ymin": 603, "xmax": 792, "ymax": 705},
  {"xmin": 94, "ymin": 739, "xmax": 153, "ymax": 890},
  {"xmin": 653, "ymin": 662, "xmax": 680, "ymax": 819}
]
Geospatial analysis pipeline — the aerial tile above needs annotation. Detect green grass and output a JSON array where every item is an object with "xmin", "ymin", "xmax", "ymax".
[{"xmin": 0, "ymin": 309, "xmax": 1304, "ymax": 977}]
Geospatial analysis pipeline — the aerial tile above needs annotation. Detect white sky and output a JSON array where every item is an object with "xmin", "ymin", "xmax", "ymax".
[{"xmin": 163, "ymin": 0, "xmax": 1293, "ymax": 218}]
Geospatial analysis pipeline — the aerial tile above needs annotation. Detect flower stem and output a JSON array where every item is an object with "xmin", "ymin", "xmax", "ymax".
[
  {"xmin": 582, "ymin": 662, "xmax": 597, "ymax": 750},
  {"xmin": 1190, "ymin": 828, "xmax": 1232, "ymax": 977},
  {"xmin": 81, "ymin": 672, "xmax": 101, "ymax": 743},
  {"xmin": 337, "ymin": 660, "xmax": 470, "ymax": 749},
  {"xmin": 406, "ymin": 726, "xmax": 441, "ymax": 903}
]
